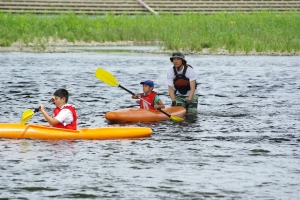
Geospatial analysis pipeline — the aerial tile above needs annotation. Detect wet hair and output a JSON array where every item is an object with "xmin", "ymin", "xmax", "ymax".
[{"xmin": 53, "ymin": 89, "xmax": 69, "ymax": 103}]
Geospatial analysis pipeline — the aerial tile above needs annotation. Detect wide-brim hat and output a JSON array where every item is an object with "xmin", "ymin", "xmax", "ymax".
[{"xmin": 170, "ymin": 52, "xmax": 187, "ymax": 64}]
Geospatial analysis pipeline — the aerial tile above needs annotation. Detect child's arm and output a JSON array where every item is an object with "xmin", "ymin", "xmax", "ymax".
[
  {"xmin": 154, "ymin": 99, "xmax": 165, "ymax": 109},
  {"xmin": 39, "ymin": 105, "xmax": 60, "ymax": 126}
]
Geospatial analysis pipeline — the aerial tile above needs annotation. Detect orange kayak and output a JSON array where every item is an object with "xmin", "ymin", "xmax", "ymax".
[
  {"xmin": 0, "ymin": 123, "xmax": 152, "ymax": 140},
  {"xmin": 105, "ymin": 106, "xmax": 186, "ymax": 123}
]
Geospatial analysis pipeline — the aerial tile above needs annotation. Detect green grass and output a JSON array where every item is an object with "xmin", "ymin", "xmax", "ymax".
[{"xmin": 0, "ymin": 11, "xmax": 299, "ymax": 53}]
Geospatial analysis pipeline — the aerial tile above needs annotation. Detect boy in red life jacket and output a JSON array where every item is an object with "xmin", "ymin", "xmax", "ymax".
[
  {"xmin": 39, "ymin": 89, "xmax": 77, "ymax": 130},
  {"xmin": 132, "ymin": 80, "xmax": 165, "ymax": 110}
]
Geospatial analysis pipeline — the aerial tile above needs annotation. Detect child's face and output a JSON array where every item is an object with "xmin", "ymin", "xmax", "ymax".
[
  {"xmin": 142, "ymin": 84, "xmax": 153, "ymax": 94},
  {"xmin": 52, "ymin": 96, "xmax": 66, "ymax": 107}
]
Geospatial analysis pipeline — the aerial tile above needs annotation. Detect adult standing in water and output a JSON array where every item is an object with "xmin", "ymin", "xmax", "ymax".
[{"xmin": 166, "ymin": 52, "xmax": 198, "ymax": 118}]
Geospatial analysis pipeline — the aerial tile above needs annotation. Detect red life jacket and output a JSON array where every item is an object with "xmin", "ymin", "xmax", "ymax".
[
  {"xmin": 173, "ymin": 65, "xmax": 197, "ymax": 95},
  {"xmin": 52, "ymin": 104, "xmax": 77, "ymax": 130},
  {"xmin": 139, "ymin": 91, "xmax": 157, "ymax": 110}
]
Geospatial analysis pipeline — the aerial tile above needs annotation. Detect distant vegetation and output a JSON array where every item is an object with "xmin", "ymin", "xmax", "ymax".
[{"xmin": 0, "ymin": 11, "xmax": 299, "ymax": 53}]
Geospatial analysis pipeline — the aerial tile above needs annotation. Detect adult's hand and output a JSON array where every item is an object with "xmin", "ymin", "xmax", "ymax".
[
  {"xmin": 171, "ymin": 101, "xmax": 177, "ymax": 106},
  {"xmin": 185, "ymin": 100, "xmax": 192, "ymax": 110}
]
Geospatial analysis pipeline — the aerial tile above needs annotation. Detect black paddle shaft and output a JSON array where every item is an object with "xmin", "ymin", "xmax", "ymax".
[
  {"xmin": 33, "ymin": 99, "xmax": 53, "ymax": 113},
  {"xmin": 119, "ymin": 85, "xmax": 135, "ymax": 95},
  {"xmin": 157, "ymin": 108, "xmax": 171, "ymax": 117}
]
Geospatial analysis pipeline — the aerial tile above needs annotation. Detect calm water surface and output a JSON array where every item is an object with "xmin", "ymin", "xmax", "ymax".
[{"xmin": 0, "ymin": 52, "xmax": 299, "ymax": 199}]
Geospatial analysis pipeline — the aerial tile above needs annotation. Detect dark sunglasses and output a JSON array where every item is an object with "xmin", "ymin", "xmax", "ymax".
[{"xmin": 172, "ymin": 52, "xmax": 182, "ymax": 56}]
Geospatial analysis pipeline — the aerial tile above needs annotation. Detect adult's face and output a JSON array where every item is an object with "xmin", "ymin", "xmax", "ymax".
[{"xmin": 172, "ymin": 57, "xmax": 183, "ymax": 68}]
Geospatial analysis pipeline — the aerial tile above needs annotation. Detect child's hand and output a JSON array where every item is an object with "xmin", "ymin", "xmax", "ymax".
[
  {"xmin": 39, "ymin": 105, "xmax": 45, "ymax": 112},
  {"xmin": 132, "ymin": 94, "xmax": 139, "ymax": 99},
  {"xmin": 154, "ymin": 105, "xmax": 160, "ymax": 109}
]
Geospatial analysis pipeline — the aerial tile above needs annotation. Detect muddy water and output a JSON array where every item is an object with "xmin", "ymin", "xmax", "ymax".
[{"xmin": 0, "ymin": 52, "xmax": 299, "ymax": 199}]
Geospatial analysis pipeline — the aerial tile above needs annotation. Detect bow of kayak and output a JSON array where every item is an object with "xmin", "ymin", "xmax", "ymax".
[
  {"xmin": 105, "ymin": 106, "xmax": 186, "ymax": 123},
  {"xmin": 0, "ymin": 123, "xmax": 152, "ymax": 140}
]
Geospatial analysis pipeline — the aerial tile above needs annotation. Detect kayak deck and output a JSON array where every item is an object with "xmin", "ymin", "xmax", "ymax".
[
  {"xmin": 105, "ymin": 106, "xmax": 186, "ymax": 123},
  {"xmin": 0, "ymin": 123, "xmax": 152, "ymax": 140}
]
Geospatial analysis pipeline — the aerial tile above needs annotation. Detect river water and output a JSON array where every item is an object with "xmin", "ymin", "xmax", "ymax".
[{"xmin": 0, "ymin": 51, "xmax": 299, "ymax": 199}]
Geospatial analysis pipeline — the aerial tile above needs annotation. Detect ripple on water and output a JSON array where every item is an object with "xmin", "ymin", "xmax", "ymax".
[{"xmin": 0, "ymin": 53, "xmax": 299, "ymax": 199}]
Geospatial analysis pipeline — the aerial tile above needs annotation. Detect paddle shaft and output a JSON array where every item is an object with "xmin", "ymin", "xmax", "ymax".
[
  {"xmin": 21, "ymin": 99, "xmax": 53, "ymax": 124},
  {"xmin": 156, "ymin": 108, "xmax": 171, "ymax": 117},
  {"xmin": 34, "ymin": 99, "xmax": 53, "ymax": 113},
  {"xmin": 137, "ymin": 95, "xmax": 171, "ymax": 118},
  {"xmin": 119, "ymin": 85, "xmax": 135, "ymax": 95},
  {"xmin": 139, "ymin": 97, "xmax": 156, "ymax": 109}
]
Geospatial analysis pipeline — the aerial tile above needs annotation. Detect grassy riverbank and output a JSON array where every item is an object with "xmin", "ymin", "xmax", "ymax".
[{"xmin": 0, "ymin": 12, "xmax": 299, "ymax": 54}]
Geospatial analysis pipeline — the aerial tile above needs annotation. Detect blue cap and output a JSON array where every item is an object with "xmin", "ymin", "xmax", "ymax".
[{"xmin": 140, "ymin": 80, "xmax": 154, "ymax": 88}]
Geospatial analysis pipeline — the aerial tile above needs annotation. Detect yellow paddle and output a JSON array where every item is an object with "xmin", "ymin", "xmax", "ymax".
[
  {"xmin": 21, "ymin": 109, "xmax": 35, "ymax": 125},
  {"xmin": 95, "ymin": 68, "xmax": 184, "ymax": 122},
  {"xmin": 20, "ymin": 99, "xmax": 52, "ymax": 125}
]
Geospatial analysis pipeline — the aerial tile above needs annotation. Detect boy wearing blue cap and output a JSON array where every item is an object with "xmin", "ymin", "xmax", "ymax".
[{"xmin": 132, "ymin": 80, "xmax": 165, "ymax": 110}]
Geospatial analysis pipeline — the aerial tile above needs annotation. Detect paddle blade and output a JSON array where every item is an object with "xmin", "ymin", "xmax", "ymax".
[
  {"xmin": 21, "ymin": 109, "xmax": 34, "ymax": 125},
  {"xmin": 95, "ymin": 68, "xmax": 119, "ymax": 87},
  {"xmin": 170, "ymin": 115, "xmax": 184, "ymax": 122}
]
